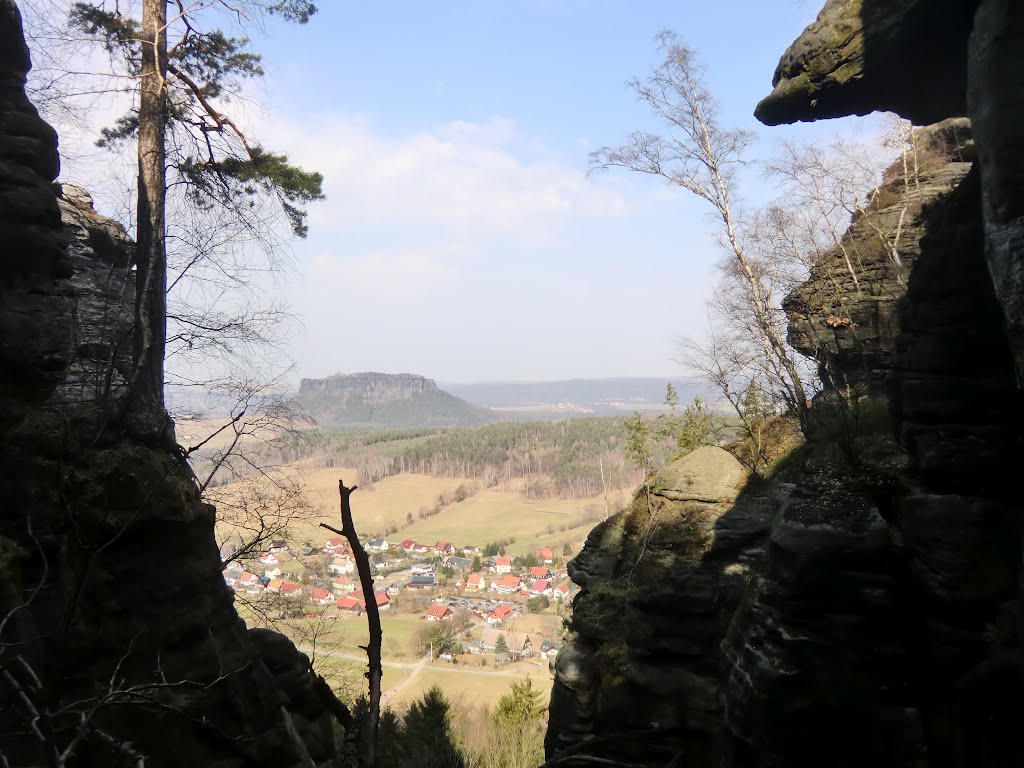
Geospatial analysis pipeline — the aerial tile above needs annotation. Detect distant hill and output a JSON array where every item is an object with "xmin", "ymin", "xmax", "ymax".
[
  {"xmin": 441, "ymin": 377, "xmax": 708, "ymax": 416},
  {"xmin": 295, "ymin": 372, "xmax": 494, "ymax": 430}
]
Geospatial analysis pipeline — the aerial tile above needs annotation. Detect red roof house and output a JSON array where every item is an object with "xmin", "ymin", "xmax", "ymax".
[
  {"xmin": 279, "ymin": 581, "xmax": 301, "ymax": 598},
  {"xmin": 487, "ymin": 604, "xmax": 515, "ymax": 624},
  {"xmin": 492, "ymin": 574, "xmax": 522, "ymax": 594},
  {"xmin": 425, "ymin": 604, "xmax": 453, "ymax": 621},
  {"xmin": 530, "ymin": 579, "xmax": 552, "ymax": 596},
  {"xmin": 335, "ymin": 597, "xmax": 362, "ymax": 612},
  {"xmin": 310, "ymin": 587, "xmax": 333, "ymax": 604}
]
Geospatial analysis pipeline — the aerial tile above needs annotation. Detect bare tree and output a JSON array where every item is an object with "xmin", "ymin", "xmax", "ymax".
[
  {"xmin": 591, "ymin": 30, "xmax": 810, "ymax": 423},
  {"xmin": 321, "ymin": 482, "xmax": 383, "ymax": 768}
]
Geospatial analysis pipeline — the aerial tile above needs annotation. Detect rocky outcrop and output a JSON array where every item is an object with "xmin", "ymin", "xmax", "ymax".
[
  {"xmin": 546, "ymin": 448, "xmax": 776, "ymax": 765},
  {"xmin": 968, "ymin": 2, "xmax": 1024, "ymax": 386},
  {"xmin": 726, "ymin": 0, "xmax": 1024, "ymax": 765},
  {"xmin": 549, "ymin": 3, "xmax": 1023, "ymax": 763},
  {"xmin": 0, "ymin": 0, "xmax": 67, "ymax": 432},
  {"xmin": 753, "ymin": 0, "xmax": 976, "ymax": 127},
  {"xmin": 757, "ymin": 0, "xmax": 1024, "ymax": 388},
  {"xmin": 0, "ymin": 3, "xmax": 338, "ymax": 765},
  {"xmin": 721, "ymin": 466, "xmax": 923, "ymax": 767},
  {"xmin": 300, "ymin": 371, "xmax": 438, "ymax": 399},
  {"xmin": 784, "ymin": 119, "xmax": 973, "ymax": 395},
  {"xmin": 720, "ymin": 163, "xmax": 1023, "ymax": 765}
]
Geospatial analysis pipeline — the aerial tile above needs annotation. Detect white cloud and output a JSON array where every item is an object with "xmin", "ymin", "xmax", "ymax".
[{"xmin": 266, "ymin": 115, "xmax": 626, "ymax": 243}]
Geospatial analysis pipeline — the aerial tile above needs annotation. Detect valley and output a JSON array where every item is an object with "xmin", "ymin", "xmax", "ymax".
[{"xmin": 216, "ymin": 459, "xmax": 609, "ymax": 713}]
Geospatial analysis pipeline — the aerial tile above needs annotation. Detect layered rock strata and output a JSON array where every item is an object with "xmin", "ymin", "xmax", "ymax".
[
  {"xmin": 724, "ymin": 0, "xmax": 1024, "ymax": 765},
  {"xmin": 545, "ymin": 447, "xmax": 774, "ymax": 765},
  {"xmin": 0, "ymin": 3, "xmax": 338, "ymax": 765},
  {"xmin": 549, "ymin": 2, "xmax": 1023, "ymax": 764},
  {"xmin": 784, "ymin": 119, "xmax": 974, "ymax": 396}
]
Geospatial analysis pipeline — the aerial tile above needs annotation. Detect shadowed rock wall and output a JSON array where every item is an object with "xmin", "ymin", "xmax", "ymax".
[
  {"xmin": 545, "ymin": 448, "xmax": 775, "ymax": 765},
  {"xmin": 0, "ymin": 3, "xmax": 338, "ymax": 765},
  {"xmin": 546, "ymin": 2, "xmax": 1022, "ymax": 765},
  {"xmin": 784, "ymin": 119, "xmax": 974, "ymax": 396},
  {"xmin": 728, "ymin": 0, "xmax": 1024, "ymax": 765}
]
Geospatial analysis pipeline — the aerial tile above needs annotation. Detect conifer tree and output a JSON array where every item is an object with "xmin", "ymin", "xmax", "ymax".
[
  {"xmin": 494, "ymin": 633, "xmax": 509, "ymax": 658},
  {"xmin": 67, "ymin": 1, "xmax": 323, "ymax": 419}
]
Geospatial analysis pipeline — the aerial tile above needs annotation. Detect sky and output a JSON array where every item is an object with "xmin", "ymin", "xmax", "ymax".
[{"xmin": 35, "ymin": 0, "xmax": 885, "ymax": 385}]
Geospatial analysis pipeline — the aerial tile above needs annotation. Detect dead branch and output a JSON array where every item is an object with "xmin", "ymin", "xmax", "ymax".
[{"xmin": 320, "ymin": 481, "xmax": 381, "ymax": 768}]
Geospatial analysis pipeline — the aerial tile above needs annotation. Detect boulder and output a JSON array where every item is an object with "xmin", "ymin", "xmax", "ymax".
[{"xmin": 648, "ymin": 446, "xmax": 747, "ymax": 504}]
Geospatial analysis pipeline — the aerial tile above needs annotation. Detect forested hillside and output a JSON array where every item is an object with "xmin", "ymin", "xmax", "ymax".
[{"xmin": 236, "ymin": 418, "xmax": 642, "ymax": 498}]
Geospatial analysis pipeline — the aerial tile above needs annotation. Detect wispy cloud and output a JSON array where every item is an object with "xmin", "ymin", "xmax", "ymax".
[{"xmin": 266, "ymin": 115, "xmax": 626, "ymax": 243}]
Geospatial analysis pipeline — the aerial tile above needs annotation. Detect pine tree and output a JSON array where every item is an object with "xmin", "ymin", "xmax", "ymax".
[
  {"xmin": 675, "ymin": 395, "xmax": 714, "ymax": 456},
  {"xmin": 493, "ymin": 677, "xmax": 545, "ymax": 728},
  {"xmin": 623, "ymin": 411, "xmax": 654, "ymax": 476},
  {"xmin": 67, "ymin": 1, "xmax": 323, "ymax": 418},
  {"xmin": 494, "ymin": 633, "xmax": 509, "ymax": 657},
  {"xmin": 664, "ymin": 382, "xmax": 679, "ymax": 412}
]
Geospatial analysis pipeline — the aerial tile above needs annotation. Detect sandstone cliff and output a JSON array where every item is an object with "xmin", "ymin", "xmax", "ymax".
[
  {"xmin": 0, "ymin": 3, "xmax": 339, "ymax": 765},
  {"xmin": 738, "ymin": 3, "xmax": 1023, "ymax": 764},
  {"xmin": 547, "ymin": 2, "xmax": 1023, "ymax": 765},
  {"xmin": 546, "ymin": 447, "xmax": 771, "ymax": 765},
  {"xmin": 783, "ymin": 119, "xmax": 973, "ymax": 396}
]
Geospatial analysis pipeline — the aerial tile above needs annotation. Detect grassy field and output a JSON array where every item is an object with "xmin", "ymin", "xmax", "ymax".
[
  {"xmin": 500, "ymin": 611, "xmax": 564, "ymax": 639},
  {"xmin": 215, "ymin": 461, "xmax": 611, "ymax": 556},
  {"xmin": 299, "ymin": 467, "xmax": 469, "ymax": 540},
  {"xmin": 280, "ymin": 614, "xmax": 428, "ymax": 659},
  {"xmin": 290, "ymin": 613, "xmax": 555, "ymax": 713},
  {"xmin": 383, "ymin": 663, "xmax": 553, "ymax": 711},
  {"xmin": 397, "ymin": 488, "xmax": 605, "ymax": 554}
]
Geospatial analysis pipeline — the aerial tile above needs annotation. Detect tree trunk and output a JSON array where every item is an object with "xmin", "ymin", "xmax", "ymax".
[
  {"xmin": 135, "ymin": 0, "xmax": 168, "ymax": 413},
  {"xmin": 321, "ymin": 483, "xmax": 381, "ymax": 768}
]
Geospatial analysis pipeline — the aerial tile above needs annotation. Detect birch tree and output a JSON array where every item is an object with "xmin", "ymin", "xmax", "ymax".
[{"xmin": 591, "ymin": 30, "xmax": 810, "ymax": 424}]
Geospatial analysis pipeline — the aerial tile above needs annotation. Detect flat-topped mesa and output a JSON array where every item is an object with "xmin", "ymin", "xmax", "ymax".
[
  {"xmin": 296, "ymin": 371, "xmax": 491, "ymax": 429},
  {"xmin": 299, "ymin": 371, "xmax": 438, "ymax": 399}
]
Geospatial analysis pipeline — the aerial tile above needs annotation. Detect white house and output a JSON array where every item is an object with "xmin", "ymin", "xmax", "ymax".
[{"xmin": 327, "ymin": 557, "xmax": 355, "ymax": 576}]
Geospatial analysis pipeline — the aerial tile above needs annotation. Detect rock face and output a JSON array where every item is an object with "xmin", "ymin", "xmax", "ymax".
[
  {"xmin": 548, "ymin": 3, "xmax": 1023, "ymax": 764},
  {"xmin": 754, "ymin": 0, "xmax": 977, "ymax": 127},
  {"xmin": 0, "ymin": 3, "xmax": 338, "ymax": 765},
  {"xmin": 0, "ymin": 0, "xmax": 67, "ymax": 432},
  {"xmin": 720, "ymin": 468, "xmax": 924, "ymax": 767},
  {"xmin": 723, "ymin": 0, "xmax": 1024, "ymax": 766},
  {"xmin": 784, "ymin": 119, "xmax": 974, "ymax": 395},
  {"xmin": 296, "ymin": 371, "xmax": 492, "ymax": 429},
  {"xmin": 546, "ymin": 448, "xmax": 774, "ymax": 765},
  {"xmin": 758, "ymin": 0, "xmax": 1024, "ymax": 388}
]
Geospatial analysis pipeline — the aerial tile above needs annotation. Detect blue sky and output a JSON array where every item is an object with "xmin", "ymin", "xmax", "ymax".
[{"xmin": 45, "ymin": 0, "xmax": 885, "ymax": 385}]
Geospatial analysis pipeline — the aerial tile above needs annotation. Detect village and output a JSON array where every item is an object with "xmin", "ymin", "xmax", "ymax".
[{"xmin": 221, "ymin": 535, "xmax": 574, "ymax": 666}]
